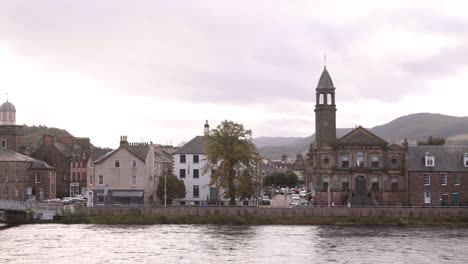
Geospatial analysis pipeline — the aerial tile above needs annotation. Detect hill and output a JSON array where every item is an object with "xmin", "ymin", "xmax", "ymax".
[
  {"xmin": 255, "ymin": 113, "xmax": 468, "ymax": 159},
  {"xmin": 22, "ymin": 125, "xmax": 72, "ymax": 152}
]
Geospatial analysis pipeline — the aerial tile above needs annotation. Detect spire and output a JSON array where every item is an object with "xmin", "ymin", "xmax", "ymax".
[
  {"xmin": 317, "ymin": 67, "xmax": 334, "ymax": 89},
  {"xmin": 204, "ymin": 120, "xmax": 210, "ymax": 136}
]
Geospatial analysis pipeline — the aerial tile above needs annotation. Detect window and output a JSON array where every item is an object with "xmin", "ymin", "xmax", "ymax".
[
  {"xmin": 15, "ymin": 189, "xmax": 18, "ymax": 197},
  {"xmin": 82, "ymin": 172, "xmax": 86, "ymax": 181},
  {"xmin": 132, "ymin": 160, "xmax": 137, "ymax": 168},
  {"xmin": 440, "ymin": 173, "xmax": 447, "ymax": 186},
  {"xmin": 180, "ymin": 155, "xmax": 186, "ymax": 163},
  {"xmin": 72, "ymin": 172, "xmax": 76, "ymax": 182},
  {"xmin": 454, "ymin": 175, "xmax": 461, "ymax": 185},
  {"xmin": 391, "ymin": 158, "xmax": 398, "ymax": 166},
  {"xmin": 90, "ymin": 162, "xmax": 93, "ymax": 168},
  {"xmin": 63, "ymin": 173, "xmax": 68, "ymax": 181},
  {"xmin": 464, "ymin": 153, "xmax": 468, "ymax": 167},
  {"xmin": 193, "ymin": 185, "xmax": 199, "ymax": 198},
  {"xmin": 391, "ymin": 178, "xmax": 398, "ymax": 191},
  {"xmin": 193, "ymin": 155, "xmax": 199, "ymax": 164},
  {"xmin": 72, "ymin": 162, "xmax": 76, "ymax": 168},
  {"xmin": 0, "ymin": 139, "xmax": 6, "ymax": 148},
  {"xmin": 322, "ymin": 175, "xmax": 329, "ymax": 191},
  {"xmin": 425, "ymin": 153, "xmax": 435, "ymax": 167},
  {"xmin": 327, "ymin": 93, "xmax": 332, "ymax": 105},
  {"xmin": 131, "ymin": 175, "xmax": 137, "ymax": 186},
  {"xmin": 371, "ymin": 176, "xmax": 379, "ymax": 191},
  {"xmin": 193, "ymin": 169, "xmax": 199, "ymax": 179},
  {"xmin": 35, "ymin": 173, "xmax": 41, "ymax": 184},
  {"xmin": 341, "ymin": 155, "xmax": 349, "ymax": 168},
  {"xmin": 323, "ymin": 158, "xmax": 330, "ymax": 165},
  {"xmin": 78, "ymin": 162, "xmax": 81, "ymax": 168},
  {"xmin": 4, "ymin": 167, "xmax": 8, "ymax": 182},
  {"xmin": 371, "ymin": 156, "xmax": 379, "ymax": 168},
  {"xmin": 114, "ymin": 160, "xmax": 120, "ymax": 168},
  {"xmin": 424, "ymin": 173, "xmax": 430, "ymax": 186},
  {"xmin": 15, "ymin": 163, "xmax": 19, "ymax": 181},
  {"xmin": 180, "ymin": 169, "xmax": 186, "ymax": 178},
  {"xmin": 319, "ymin": 94, "xmax": 324, "ymax": 104},
  {"xmin": 97, "ymin": 194, "xmax": 105, "ymax": 205},
  {"xmin": 90, "ymin": 175, "xmax": 93, "ymax": 185},
  {"xmin": 98, "ymin": 175, "xmax": 103, "ymax": 184},
  {"xmin": 356, "ymin": 153, "xmax": 364, "ymax": 168},
  {"xmin": 341, "ymin": 176, "xmax": 349, "ymax": 191},
  {"xmin": 25, "ymin": 171, "xmax": 28, "ymax": 181}
]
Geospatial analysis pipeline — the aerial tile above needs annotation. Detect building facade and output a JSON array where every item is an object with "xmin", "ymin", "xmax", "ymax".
[
  {"xmin": 31, "ymin": 134, "xmax": 90, "ymax": 198},
  {"xmin": 408, "ymin": 146, "xmax": 468, "ymax": 206},
  {"xmin": 86, "ymin": 136, "xmax": 155, "ymax": 206},
  {"xmin": 0, "ymin": 100, "xmax": 23, "ymax": 153},
  {"xmin": 0, "ymin": 148, "xmax": 56, "ymax": 201},
  {"xmin": 173, "ymin": 121, "xmax": 216, "ymax": 205},
  {"xmin": 312, "ymin": 67, "xmax": 407, "ymax": 206}
]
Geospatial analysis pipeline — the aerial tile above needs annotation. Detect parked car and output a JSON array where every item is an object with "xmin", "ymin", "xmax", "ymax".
[
  {"xmin": 296, "ymin": 201, "xmax": 313, "ymax": 207},
  {"xmin": 290, "ymin": 197, "xmax": 301, "ymax": 207},
  {"xmin": 299, "ymin": 190, "xmax": 308, "ymax": 198},
  {"xmin": 291, "ymin": 193, "xmax": 300, "ymax": 200},
  {"xmin": 61, "ymin": 197, "xmax": 73, "ymax": 204},
  {"xmin": 261, "ymin": 196, "xmax": 271, "ymax": 205}
]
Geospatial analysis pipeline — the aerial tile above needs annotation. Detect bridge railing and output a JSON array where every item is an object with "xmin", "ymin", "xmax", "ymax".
[{"xmin": 0, "ymin": 200, "xmax": 28, "ymax": 211}]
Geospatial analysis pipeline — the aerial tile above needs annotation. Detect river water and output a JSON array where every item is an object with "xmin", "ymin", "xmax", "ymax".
[{"xmin": 0, "ymin": 224, "xmax": 467, "ymax": 263}]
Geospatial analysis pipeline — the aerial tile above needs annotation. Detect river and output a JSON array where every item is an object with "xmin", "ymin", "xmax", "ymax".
[{"xmin": 0, "ymin": 224, "xmax": 467, "ymax": 263}]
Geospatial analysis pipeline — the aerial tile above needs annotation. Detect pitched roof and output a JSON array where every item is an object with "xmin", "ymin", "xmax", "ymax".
[
  {"xmin": 0, "ymin": 148, "xmax": 54, "ymax": 169},
  {"xmin": 125, "ymin": 143, "xmax": 150, "ymax": 161},
  {"xmin": 174, "ymin": 136, "xmax": 207, "ymax": 154},
  {"xmin": 154, "ymin": 146, "xmax": 176, "ymax": 163},
  {"xmin": 317, "ymin": 67, "xmax": 334, "ymax": 89},
  {"xmin": 337, "ymin": 126, "xmax": 388, "ymax": 146},
  {"xmin": 54, "ymin": 142, "xmax": 83, "ymax": 158},
  {"xmin": 408, "ymin": 146, "xmax": 468, "ymax": 172}
]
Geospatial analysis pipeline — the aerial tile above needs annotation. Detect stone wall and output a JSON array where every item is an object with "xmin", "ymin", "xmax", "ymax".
[{"xmin": 77, "ymin": 206, "xmax": 468, "ymax": 218}]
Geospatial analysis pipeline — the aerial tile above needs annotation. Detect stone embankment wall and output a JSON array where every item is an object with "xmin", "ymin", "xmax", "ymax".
[{"xmin": 77, "ymin": 206, "xmax": 468, "ymax": 218}]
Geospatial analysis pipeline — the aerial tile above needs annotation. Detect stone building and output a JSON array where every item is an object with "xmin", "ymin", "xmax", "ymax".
[
  {"xmin": 31, "ymin": 134, "xmax": 91, "ymax": 198},
  {"xmin": 312, "ymin": 67, "xmax": 407, "ymax": 206},
  {"xmin": 0, "ymin": 148, "xmax": 56, "ymax": 201},
  {"xmin": 408, "ymin": 146, "xmax": 468, "ymax": 206}
]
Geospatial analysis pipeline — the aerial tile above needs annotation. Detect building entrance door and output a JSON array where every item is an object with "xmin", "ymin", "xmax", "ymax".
[
  {"xmin": 452, "ymin": 193, "xmax": 459, "ymax": 206},
  {"xmin": 355, "ymin": 176, "xmax": 366, "ymax": 195}
]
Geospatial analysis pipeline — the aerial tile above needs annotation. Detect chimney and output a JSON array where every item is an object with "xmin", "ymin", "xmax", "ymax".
[
  {"xmin": 281, "ymin": 154, "xmax": 288, "ymax": 162},
  {"xmin": 43, "ymin": 134, "xmax": 54, "ymax": 146},
  {"xmin": 204, "ymin": 120, "xmax": 210, "ymax": 136},
  {"xmin": 19, "ymin": 146, "xmax": 26, "ymax": 155},
  {"xmin": 120, "ymin": 136, "xmax": 129, "ymax": 147}
]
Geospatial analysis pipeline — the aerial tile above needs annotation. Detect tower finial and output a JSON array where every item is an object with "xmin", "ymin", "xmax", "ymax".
[
  {"xmin": 6, "ymin": 93, "xmax": 8, "ymax": 102},
  {"xmin": 324, "ymin": 54, "xmax": 327, "ymax": 69}
]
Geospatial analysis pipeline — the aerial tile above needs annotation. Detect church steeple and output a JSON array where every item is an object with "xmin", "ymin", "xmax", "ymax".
[{"xmin": 314, "ymin": 67, "xmax": 337, "ymax": 148}]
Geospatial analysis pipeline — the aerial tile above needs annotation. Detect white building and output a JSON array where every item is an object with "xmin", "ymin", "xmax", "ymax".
[
  {"xmin": 173, "ymin": 121, "xmax": 217, "ymax": 205},
  {"xmin": 86, "ymin": 136, "xmax": 155, "ymax": 206}
]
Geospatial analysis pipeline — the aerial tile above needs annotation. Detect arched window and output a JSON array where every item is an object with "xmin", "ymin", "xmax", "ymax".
[
  {"xmin": 356, "ymin": 152, "xmax": 364, "ymax": 168},
  {"xmin": 327, "ymin": 94, "xmax": 332, "ymax": 105},
  {"xmin": 319, "ymin": 94, "xmax": 324, "ymax": 104}
]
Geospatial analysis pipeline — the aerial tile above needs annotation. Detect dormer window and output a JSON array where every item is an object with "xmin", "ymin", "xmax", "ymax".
[
  {"xmin": 464, "ymin": 153, "xmax": 468, "ymax": 167},
  {"xmin": 425, "ymin": 152, "xmax": 435, "ymax": 167}
]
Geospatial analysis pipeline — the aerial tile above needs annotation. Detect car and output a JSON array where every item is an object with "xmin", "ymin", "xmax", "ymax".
[
  {"xmin": 296, "ymin": 201, "xmax": 314, "ymax": 207},
  {"xmin": 61, "ymin": 197, "xmax": 73, "ymax": 204},
  {"xmin": 261, "ymin": 196, "xmax": 271, "ymax": 205},
  {"xmin": 299, "ymin": 190, "xmax": 308, "ymax": 198},
  {"xmin": 289, "ymin": 197, "xmax": 301, "ymax": 207},
  {"xmin": 291, "ymin": 193, "xmax": 300, "ymax": 199}
]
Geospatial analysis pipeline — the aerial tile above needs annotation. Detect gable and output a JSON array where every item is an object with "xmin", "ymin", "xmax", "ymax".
[
  {"xmin": 94, "ymin": 147, "xmax": 145, "ymax": 164},
  {"xmin": 337, "ymin": 126, "xmax": 388, "ymax": 146}
]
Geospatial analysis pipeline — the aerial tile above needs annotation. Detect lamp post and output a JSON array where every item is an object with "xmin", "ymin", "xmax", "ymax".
[{"xmin": 163, "ymin": 167, "xmax": 167, "ymax": 208}]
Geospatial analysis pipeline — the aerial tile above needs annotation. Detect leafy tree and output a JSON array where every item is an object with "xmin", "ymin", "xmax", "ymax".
[
  {"xmin": 306, "ymin": 143, "xmax": 315, "ymax": 166},
  {"xmin": 417, "ymin": 136, "xmax": 446, "ymax": 146},
  {"xmin": 237, "ymin": 170, "xmax": 257, "ymax": 201},
  {"xmin": 204, "ymin": 120, "xmax": 260, "ymax": 205},
  {"xmin": 156, "ymin": 175, "xmax": 186, "ymax": 204}
]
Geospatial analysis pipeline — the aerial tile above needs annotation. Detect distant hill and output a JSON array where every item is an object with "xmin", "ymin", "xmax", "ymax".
[{"xmin": 254, "ymin": 113, "xmax": 468, "ymax": 159}]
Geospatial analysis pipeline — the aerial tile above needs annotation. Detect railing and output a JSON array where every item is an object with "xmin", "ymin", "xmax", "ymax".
[{"xmin": 0, "ymin": 200, "xmax": 28, "ymax": 211}]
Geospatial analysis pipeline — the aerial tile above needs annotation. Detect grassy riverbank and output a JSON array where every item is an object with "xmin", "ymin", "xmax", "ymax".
[{"xmin": 56, "ymin": 213, "xmax": 468, "ymax": 226}]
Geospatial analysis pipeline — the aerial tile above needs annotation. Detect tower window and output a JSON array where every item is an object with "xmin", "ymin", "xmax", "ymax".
[
  {"xmin": 319, "ymin": 94, "xmax": 324, "ymax": 105},
  {"xmin": 0, "ymin": 139, "xmax": 6, "ymax": 149},
  {"xmin": 327, "ymin": 94, "xmax": 332, "ymax": 105}
]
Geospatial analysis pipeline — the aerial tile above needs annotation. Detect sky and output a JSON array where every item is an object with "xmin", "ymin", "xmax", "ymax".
[{"xmin": 1, "ymin": 0, "xmax": 468, "ymax": 149}]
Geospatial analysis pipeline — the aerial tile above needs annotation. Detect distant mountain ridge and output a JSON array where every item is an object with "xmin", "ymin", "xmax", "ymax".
[{"xmin": 254, "ymin": 113, "xmax": 468, "ymax": 159}]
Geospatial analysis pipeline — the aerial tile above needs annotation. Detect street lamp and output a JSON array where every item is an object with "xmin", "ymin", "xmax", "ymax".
[{"xmin": 163, "ymin": 167, "xmax": 168, "ymax": 208}]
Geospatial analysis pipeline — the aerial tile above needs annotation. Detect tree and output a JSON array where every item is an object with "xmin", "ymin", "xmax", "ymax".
[
  {"xmin": 204, "ymin": 120, "xmax": 260, "ymax": 205},
  {"xmin": 306, "ymin": 143, "xmax": 315, "ymax": 166},
  {"xmin": 263, "ymin": 172, "xmax": 298, "ymax": 187},
  {"xmin": 156, "ymin": 175, "xmax": 186, "ymax": 204},
  {"xmin": 417, "ymin": 136, "xmax": 445, "ymax": 146}
]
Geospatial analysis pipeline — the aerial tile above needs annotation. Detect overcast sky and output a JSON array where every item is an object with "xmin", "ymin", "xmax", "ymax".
[{"xmin": 1, "ymin": 0, "xmax": 468, "ymax": 148}]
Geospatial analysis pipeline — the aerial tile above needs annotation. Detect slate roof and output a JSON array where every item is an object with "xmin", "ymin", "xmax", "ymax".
[
  {"xmin": 317, "ymin": 67, "xmax": 334, "ymax": 89},
  {"xmin": 94, "ymin": 143, "xmax": 150, "ymax": 164},
  {"xmin": 337, "ymin": 126, "xmax": 388, "ymax": 146},
  {"xmin": 0, "ymin": 148, "xmax": 54, "ymax": 169},
  {"xmin": 54, "ymin": 142, "xmax": 83, "ymax": 158},
  {"xmin": 174, "ymin": 136, "xmax": 207, "ymax": 154},
  {"xmin": 408, "ymin": 146, "xmax": 468, "ymax": 172},
  {"xmin": 90, "ymin": 148, "xmax": 114, "ymax": 162},
  {"xmin": 154, "ymin": 146, "xmax": 176, "ymax": 163}
]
